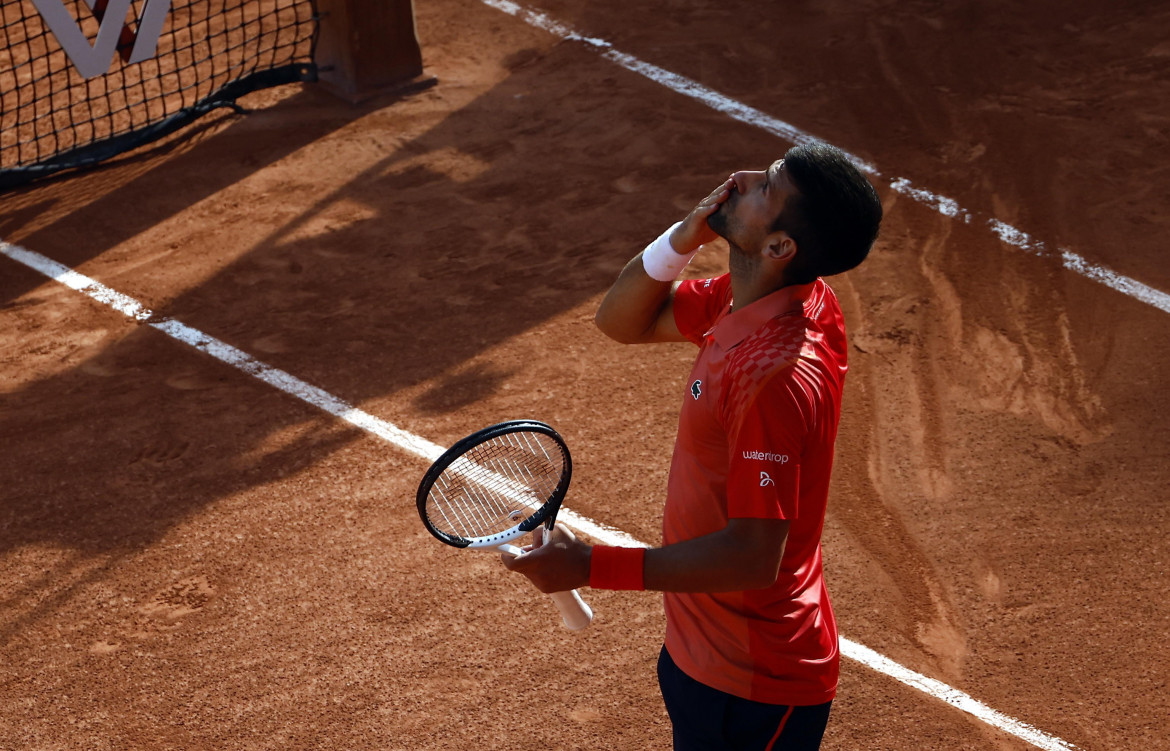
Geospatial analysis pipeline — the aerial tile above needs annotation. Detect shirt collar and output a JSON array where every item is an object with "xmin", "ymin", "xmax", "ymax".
[{"xmin": 711, "ymin": 280, "xmax": 817, "ymax": 350}]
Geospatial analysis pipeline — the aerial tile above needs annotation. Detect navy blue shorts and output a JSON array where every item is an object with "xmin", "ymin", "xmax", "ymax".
[{"xmin": 657, "ymin": 646, "xmax": 832, "ymax": 751}]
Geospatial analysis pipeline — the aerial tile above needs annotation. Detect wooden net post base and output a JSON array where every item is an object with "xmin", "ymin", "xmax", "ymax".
[{"xmin": 314, "ymin": 0, "xmax": 435, "ymax": 103}]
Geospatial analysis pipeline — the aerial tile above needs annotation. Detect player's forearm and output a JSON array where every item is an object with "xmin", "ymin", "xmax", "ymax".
[
  {"xmin": 594, "ymin": 255, "xmax": 675, "ymax": 343},
  {"xmin": 596, "ymin": 178, "xmax": 732, "ymax": 343},
  {"xmin": 640, "ymin": 518, "xmax": 789, "ymax": 592}
]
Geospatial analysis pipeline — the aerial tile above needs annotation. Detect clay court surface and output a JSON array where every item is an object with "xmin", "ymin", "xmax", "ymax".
[{"xmin": 2, "ymin": 0, "xmax": 1169, "ymax": 748}]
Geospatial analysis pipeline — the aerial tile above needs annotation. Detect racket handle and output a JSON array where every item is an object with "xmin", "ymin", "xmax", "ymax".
[
  {"xmin": 550, "ymin": 589, "xmax": 593, "ymax": 631},
  {"xmin": 499, "ymin": 534, "xmax": 593, "ymax": 630}
]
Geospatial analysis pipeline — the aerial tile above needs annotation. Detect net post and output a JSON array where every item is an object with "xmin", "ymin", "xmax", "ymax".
[{"xmin": 314, "ymin": 0, "xmax": 434, "ymax": 103}]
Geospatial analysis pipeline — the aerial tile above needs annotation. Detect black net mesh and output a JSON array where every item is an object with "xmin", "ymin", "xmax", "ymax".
[{"xmin": 0, "ymin": 0, "xmax": 317, "ymax": 189}]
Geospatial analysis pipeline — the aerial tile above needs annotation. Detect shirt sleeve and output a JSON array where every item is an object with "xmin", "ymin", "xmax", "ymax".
[
  {"xmin": 725, "ymin": 370, "xmax": 809, "ymax": 520},
  {"xmin": 673, "ymin": 274, "xmax": 731, "ymax": 345}
]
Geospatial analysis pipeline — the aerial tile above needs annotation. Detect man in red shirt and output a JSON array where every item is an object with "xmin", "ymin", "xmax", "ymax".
[{"xmin": 504, "ymin": 142, "xmax": 882, "ymax": 750}]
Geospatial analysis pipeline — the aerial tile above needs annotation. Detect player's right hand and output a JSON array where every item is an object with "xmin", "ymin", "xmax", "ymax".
[
  {"xmin": 670, "ymin": 177, "xmax": 734, "ymax": 253},
  {"xmin": 500, "ymin": 524, "xmax": 591, "ymax": 594}
]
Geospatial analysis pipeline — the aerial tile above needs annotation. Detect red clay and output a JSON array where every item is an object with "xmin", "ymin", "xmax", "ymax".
[{"xmin": 2, "ymin": 1, "xmax": 1168, "ymax": 749}]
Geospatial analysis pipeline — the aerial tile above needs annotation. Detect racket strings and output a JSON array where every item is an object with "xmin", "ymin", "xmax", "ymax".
[
  {"xmin": 425, "ymin": 431, "xmax": 565, "ymax": 541},
  {"xmin": 431, "ymin": 451, "xmax": 547, "ymax": 538},
  {"xmin": 434, "ymin": 465, "xmax": 521, "ymax": 536}
]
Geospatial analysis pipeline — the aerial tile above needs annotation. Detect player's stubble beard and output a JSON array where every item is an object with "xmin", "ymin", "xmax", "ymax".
[{"xmin": 707, "ymin": 192, "xmax": 761, "ymax": 280}]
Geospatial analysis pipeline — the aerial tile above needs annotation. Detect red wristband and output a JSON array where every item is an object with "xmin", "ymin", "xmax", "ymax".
[{"xmin": 589, "ymin": 546, "xmax": 646, "ymax": 591}]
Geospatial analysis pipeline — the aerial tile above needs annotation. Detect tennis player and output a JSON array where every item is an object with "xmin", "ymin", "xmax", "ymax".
[{"xmin": 503, "ymin": 141, "xmax": 882, "ymax": 750}]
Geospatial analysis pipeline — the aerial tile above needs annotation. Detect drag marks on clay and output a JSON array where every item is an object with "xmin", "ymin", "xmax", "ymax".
[
  {"xmin": 831, "ymin": 280, "xmax": 970, "ymax": 677},
  {"xmin": 905, "ymin": 216, "xmax": 1110, "ymax": 446}
]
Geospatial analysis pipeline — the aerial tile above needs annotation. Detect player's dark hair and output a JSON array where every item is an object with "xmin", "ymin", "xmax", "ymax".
[{"xmin": 771, "ymin": 142, "xmax": 883, "ymax": 284}]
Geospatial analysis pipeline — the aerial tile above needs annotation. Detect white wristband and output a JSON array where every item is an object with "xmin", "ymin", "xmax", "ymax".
[{"xmin": 641, "ymin": 222, "xmax": 699, "ymax": 282}]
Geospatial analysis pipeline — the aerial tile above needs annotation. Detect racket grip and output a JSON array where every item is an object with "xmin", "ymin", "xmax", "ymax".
[{"xmin": 550, "ymin": 589, "xmax": 593, "ymax": 631}]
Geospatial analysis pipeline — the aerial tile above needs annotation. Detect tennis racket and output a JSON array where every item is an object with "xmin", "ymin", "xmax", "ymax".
[{"xmin": 415, "ymin": 420, "xmax": 593, "ymax": 631}]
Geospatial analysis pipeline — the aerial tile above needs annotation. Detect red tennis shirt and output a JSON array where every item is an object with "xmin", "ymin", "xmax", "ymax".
[{"xmin": 663, "ymin": 273, "xmax": 848, "ymax": 706}]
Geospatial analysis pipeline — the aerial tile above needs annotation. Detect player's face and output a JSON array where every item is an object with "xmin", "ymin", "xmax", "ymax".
[{"xmin": 707, "ymin": 159, "xmax": 796, "ymax": 253}]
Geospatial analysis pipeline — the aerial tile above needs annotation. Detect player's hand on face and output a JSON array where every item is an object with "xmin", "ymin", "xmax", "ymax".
[
  {"xmin": 670, "ymin": 177, "xmax": 734, "ymax": 253},
  {"xmin": 500, "ymin": 523, "xmax": 591, "ymax": 593}
]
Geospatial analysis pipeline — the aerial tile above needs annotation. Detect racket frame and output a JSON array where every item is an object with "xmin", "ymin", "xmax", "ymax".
[
  {"xmin": 415, "ymin": 420, "xmax": 592, "ymax": 631},
  {"xmin": 416, "ymin": 419, "xmax": 572, "ymax": 550}
]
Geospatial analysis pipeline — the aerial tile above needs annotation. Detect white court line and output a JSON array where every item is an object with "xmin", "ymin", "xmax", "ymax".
[
  {"xmin": 1, "ymin": 240, "xmax": 1077, "ymax": 749},
  {"xmin": 0, "ymin": 241, "xmax": 645, "ymax": 548},
  {"xmin": 481, "ymin": 0, "xmax": 1170, "ymax": 317}
]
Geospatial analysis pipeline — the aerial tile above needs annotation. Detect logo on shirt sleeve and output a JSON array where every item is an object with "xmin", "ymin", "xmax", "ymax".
[{"xmin": 690, "ymin": 379, "xmax": 702, "ymax": 400}]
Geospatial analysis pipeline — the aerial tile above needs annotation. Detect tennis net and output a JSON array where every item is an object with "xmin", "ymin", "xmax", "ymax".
[{"xmin": 0, "ymin": 0, "xmax": 318, "ymax": 190}]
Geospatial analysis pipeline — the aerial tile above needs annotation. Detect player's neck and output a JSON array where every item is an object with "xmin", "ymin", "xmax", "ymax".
[{"xmin": 728, "ymin": 255, "xmax": 789, "ymax": 312}]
